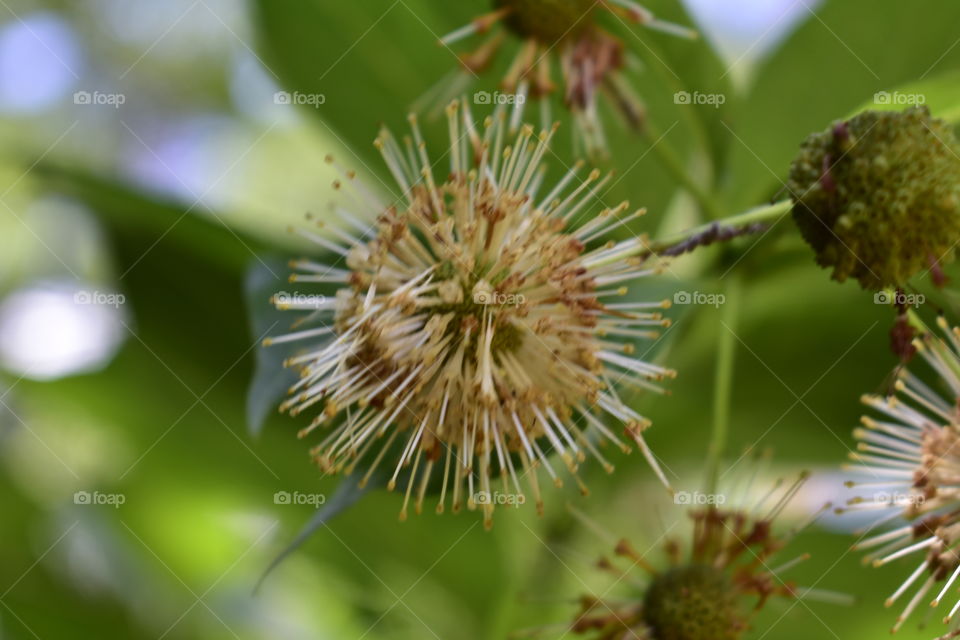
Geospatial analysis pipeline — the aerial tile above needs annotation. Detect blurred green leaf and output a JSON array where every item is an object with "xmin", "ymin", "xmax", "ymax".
[
  {"xmin": 850, "ymin": 69, "xmax": 960, "ymax": 122},
  {"xmin": 253, "ymin": 0, "xmax": 467, "ymax": 164},
  {"xmin": 245, "ymin": 257, "xmax": 299, "ymax": 437},
  {"xmin": 724, "ymin": 0, "xmax": 960, "ymax": 211},
  {"xmin": 255, "ymin": 472, "xmax": 383, "ymax": 591},
  {"xmin": 637, "ymin": 0, "xmax": 736, "ymax": 174},
  {"xmin": 34, "ymin": 162, "xmax": 269, "ymax": 274}
]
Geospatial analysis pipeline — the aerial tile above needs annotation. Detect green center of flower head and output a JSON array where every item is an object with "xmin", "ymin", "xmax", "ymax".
[
  {"xmin": 642, "ymin": 565, "xmax": 743, "ymax": 640},
  {"xmin": 428, "ymin": 263, "xmax": 526, "ymax": 358},
  {"xmin": 788, "ymin": 106, "xmax": 960, "ymax": 290},
  {"xmin": 494, "ymin": 0, "xmax": 597, "ymax": 44}
]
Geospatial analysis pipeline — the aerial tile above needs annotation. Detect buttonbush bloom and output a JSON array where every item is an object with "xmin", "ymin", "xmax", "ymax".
[
  {"xmin": 844, "ymin": 317, "xmax": 960, "ymax": 634},
  {"xmin": 267, "ymin": 100, "xmax": 675, "ymax": 528}
]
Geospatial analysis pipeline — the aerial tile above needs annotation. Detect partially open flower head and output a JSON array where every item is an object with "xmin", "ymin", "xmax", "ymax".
[
  {"xmin": 435, "ymin": 0, "xmax": 696, "ymax": 157},
  {"xmin": 844, "ymin": 317, "xmax": 960, "ymax": 634},
  {"xmin": 570, "ymin": 474, "xmax": 815, "ymax": 640},
  {"xmin": 788, "ymin": 106, "xmax": 960, "ymax": 290},
  {"xmin": 266, "ymin": 100, "xmax": 676, "ymax": 529}
]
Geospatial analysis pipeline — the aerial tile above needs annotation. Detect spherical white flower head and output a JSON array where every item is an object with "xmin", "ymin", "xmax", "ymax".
[
  {"xmin": 844, "ymin": 316, "xmax": 960, "ymax": 633},
  {"xmin": 268, "ymin": 100, "xmax": 675, "ymax": 529}
]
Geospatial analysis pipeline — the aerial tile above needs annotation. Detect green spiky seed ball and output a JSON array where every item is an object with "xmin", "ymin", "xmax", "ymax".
[
  {"xmin": 788, "ymin": 106, "xmax": 960, "ymax": 290},
  {"xmin": 494, "ymin": 0, "xmax": 596, "ymax": 44},
  {"xmin": 642, "ymin": 565, "xmax": 744, "ymax": 640}
]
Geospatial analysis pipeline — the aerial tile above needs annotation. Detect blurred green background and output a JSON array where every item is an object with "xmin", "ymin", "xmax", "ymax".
[{"xmin": 3, "ymin": 1, "xmax": 960, "ymax": 638}]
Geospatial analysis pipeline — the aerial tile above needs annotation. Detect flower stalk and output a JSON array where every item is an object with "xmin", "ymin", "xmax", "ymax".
[
  {"xmin": 644, "ymin": 199, "xmax": 792, "ymax": 257},
  {"xmin": 704, "ymin": 273, "xmax": 741, "ymax": 496}
]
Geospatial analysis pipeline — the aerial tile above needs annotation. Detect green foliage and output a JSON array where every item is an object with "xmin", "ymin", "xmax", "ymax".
[
  {"xmin": 8, "ymin": 1, "xmax": 960, "ymax": 640},
  {"xmin": 723, "ymin": 0, "xmax": 960, "ymax": 211}
]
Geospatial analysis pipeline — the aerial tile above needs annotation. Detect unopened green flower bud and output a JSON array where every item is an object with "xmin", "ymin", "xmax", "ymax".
[{"xmin": 788, "ymin": 106, "xmax": 960, "ymax": 289}]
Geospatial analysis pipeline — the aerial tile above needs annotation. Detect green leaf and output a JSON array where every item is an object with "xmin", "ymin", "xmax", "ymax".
[
  {"xmin": 253, "ymin": 0, "xmax": 467, "ymax": 166},
  {"xmin": 636, "ymin": 0, "xmax": 736, "ymax": 174},
  {"xmin": 723, "ymin": 0, "xmax": 960, "ymax": 212},
  {"xmin": 849, "ymin": 69, "xmax": 960, "ymax": 123},
  {"xmin": 245, "ymin": 257, "xmax": 300, "ymax": 437},
  {"xmin": 254, "ymin": 472, "xmax": 383, "ymax": 591},
  {"xmin": 33, "ymin": 161, "xmax": 268, "ymax": 274}
]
